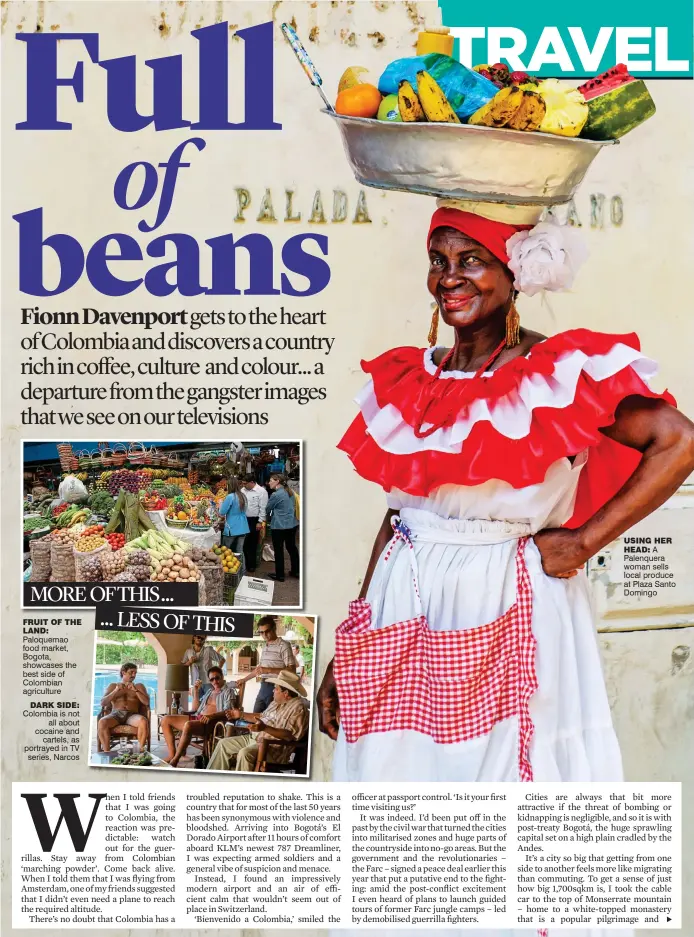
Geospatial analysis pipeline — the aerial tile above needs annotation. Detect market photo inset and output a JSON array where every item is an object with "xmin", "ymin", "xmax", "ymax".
[{"xmin": 22, "ymin": 440, "xmax": 302, "ymax": 608}]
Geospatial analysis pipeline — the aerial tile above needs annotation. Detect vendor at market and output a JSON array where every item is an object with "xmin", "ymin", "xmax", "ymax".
[{"xmin": 313, "ymin": 77, "xmax": 694, "ymax": 845}]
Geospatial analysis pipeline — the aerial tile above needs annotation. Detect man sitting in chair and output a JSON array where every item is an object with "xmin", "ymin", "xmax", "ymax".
[
  {"xmin": 207, "ymin": 670, "xmax": 308, "ymax": 772},
  {"xmin": 161, "ymin": 666, "xmax": 236, "ymax": 767},
  {"xmin": 98, "ymin": 662, "xmax": 150, "ymax": 752}
]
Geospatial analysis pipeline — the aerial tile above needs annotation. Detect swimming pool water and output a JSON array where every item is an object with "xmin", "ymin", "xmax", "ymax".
[{"xmin": 92, "ymin": 669, "xmax": 157, "ymax": 716}]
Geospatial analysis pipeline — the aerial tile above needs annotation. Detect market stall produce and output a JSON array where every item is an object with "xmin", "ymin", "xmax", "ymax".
[
  {"xmin": 146, "ymin": 511, "xmax": 218, "ymax": 550},
  {"xmin": 22, "ymin": 440, "xmax": 300, "ymax": 606}
]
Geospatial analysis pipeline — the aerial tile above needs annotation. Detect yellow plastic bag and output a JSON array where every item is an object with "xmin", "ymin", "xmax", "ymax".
[{"xmin": 292, "ymin": 491, "xmax": 301, "ymax": 523}]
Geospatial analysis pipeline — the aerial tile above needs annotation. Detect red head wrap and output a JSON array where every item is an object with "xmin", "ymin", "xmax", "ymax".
[{"xmin": 427, "ymin": 208, "xmax": 533, "ymax": 266}]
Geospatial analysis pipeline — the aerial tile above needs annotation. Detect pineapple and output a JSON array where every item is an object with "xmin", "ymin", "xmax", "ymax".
[{"xmin": 536, "ymin": 79, "xmax": 588, "ymax": 137}]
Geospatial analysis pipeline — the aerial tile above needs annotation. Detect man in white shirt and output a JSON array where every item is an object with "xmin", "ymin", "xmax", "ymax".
[{"xmin": 242, "ymin": 474, "xmax": 268, "ymax": 573}]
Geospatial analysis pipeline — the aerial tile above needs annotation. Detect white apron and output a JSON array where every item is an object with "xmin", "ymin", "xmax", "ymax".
[{"xmin": 332, "ymin": 461, "xmax": 632, "ymax": 937}]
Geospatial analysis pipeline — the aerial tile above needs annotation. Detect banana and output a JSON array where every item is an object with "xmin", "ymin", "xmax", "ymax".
[
  {"xmin": 398, "ymin": 80, "xmax": 425, "ymax": 122},
  {"xmin": 468, "ymin": 85, "xmax": 525, "ymax": 128},
  {"xmin": 415, "ymin": 70, "xmax": 460, "ymax": 123},
  {"xmin": 505, "ymin": 90, "xmax": 546, "ymax": 132},
  {"xmin": 68, "ymin": 509, "xmax": 89, "ymax": 527}
]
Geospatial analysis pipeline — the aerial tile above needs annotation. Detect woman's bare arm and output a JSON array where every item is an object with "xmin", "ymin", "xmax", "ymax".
[
  {"xmin": 317, "ymin": 509, "xmax": 397, "ymax": 738},
  {"xmin": 535, "ymin": 398, "xmax": 694, "ymax": 577}
]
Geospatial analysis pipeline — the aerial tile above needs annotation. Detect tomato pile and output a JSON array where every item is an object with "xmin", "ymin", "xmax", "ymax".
[{"xmin": 105, "ymin": 532, "xmax": 126, "ymax": 550}]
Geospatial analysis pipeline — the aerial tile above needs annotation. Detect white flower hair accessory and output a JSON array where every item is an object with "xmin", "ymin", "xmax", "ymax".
[{"xmin": 506, "ymin": 218, "xmax": 588, "ymax": 297}]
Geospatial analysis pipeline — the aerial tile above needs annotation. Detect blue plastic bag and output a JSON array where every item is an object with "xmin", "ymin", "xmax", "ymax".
[{"xmin": 378, "ymin": 53, "xmax": 497, "ymax": 121}]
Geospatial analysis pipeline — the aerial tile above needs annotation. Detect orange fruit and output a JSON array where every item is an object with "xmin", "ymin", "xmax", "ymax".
[{"xmin": 335, "ymin": 83, "xmax": 382, "ymax": 118}]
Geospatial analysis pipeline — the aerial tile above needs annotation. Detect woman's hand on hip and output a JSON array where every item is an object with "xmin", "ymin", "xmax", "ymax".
[
  {"xmin": 317, "ymin": 659, "xmax": 340, "ymax": 741},
  {"xmin": 533, "ymin": 528, "xmax": 588, "ymax": 579}
]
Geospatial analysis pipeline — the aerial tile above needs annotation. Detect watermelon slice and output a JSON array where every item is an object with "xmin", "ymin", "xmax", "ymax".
[
  {"xmin": 577, "ymin": 64, "xmax": 656, "ymax": 140},
  {"xmin": 577, "ymin": 63, "xmax": 633, "ymax": 100}
]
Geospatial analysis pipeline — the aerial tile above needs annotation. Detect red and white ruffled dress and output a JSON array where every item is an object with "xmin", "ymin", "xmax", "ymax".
[{"xmin": 333, "ymin": 331, "xmax": 673, "ymax": 936}]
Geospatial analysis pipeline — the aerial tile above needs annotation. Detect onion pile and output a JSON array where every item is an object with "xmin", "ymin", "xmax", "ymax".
[
  {"xmin": 107, "ymin": 470, "xmax": 147, "ymax": 496},
  {"xmin": 127, "ymin": 549, "xmax": 151, "ymax": 582},
  {"xmin": 81, "ymin": 557, "xmax": 103, "ymax": 582},
  {"xmin": 111, "ymin": 570, "xmax": 138, "ymax": 583},
  {"xmin": 150, "ymin": 552, "xmax": 201, "ymax": 582}
]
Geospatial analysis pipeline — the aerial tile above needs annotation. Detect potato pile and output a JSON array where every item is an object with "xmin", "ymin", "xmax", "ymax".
[
  {"xmin": 49, "ymin": 527, "xmax": 85, "ymax": 544},
  {"xmin": 81, "ymin": 556, "xmax": 103, "ymax": 582},
  {"xmin": 58, "ymin": 524, "xmax": 87, "ymax": 542},
  {"xmin": 102, "ymin": 548, "xmax": 127, "ymax": 579},
  {"xmin": 75, "ymin": 535, "xmax": 105, "ymax": 553},
  {"xmin": 190, "ymin": 547, "xmax": 222, "ymax": 566},
  {"xmin": 151, "ymin": 552, "xmax": 201, "ymax": 583}
]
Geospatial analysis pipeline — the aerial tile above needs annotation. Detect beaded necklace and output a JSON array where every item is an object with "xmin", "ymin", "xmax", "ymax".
[{"xmin": 413, "ymin": 338, "xmax": 507, "ymax": 440}]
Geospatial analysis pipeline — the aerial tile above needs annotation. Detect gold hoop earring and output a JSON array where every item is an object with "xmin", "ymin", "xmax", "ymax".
[
  {"xmin": 505, "ymin": 295, "xmax": 520, "ymax": 348},
  {"xmin": 428, "ymin": 303, "xmax": 439, "ymax": 347}
]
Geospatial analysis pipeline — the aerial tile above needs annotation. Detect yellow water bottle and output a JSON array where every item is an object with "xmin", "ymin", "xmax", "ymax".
[{"xmin": 416, "ymin": 26, "xmax": 454, "ymax": 58}]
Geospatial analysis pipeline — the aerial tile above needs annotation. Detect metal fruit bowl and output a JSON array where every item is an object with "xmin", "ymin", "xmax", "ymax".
[{"xmin": 325, "ymin": 110, "xmax": 616, "ymax": 206}]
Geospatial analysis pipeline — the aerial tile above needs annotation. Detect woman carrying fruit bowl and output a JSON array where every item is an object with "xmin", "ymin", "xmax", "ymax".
[{"xmin": 318, "ymin": 204, "xmax": 694, "ymax": 812}]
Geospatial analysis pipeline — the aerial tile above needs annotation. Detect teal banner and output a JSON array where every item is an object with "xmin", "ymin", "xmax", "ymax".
[{"xmin": 438, "ymin": 1, "xmax": 693, "ymax": 77}]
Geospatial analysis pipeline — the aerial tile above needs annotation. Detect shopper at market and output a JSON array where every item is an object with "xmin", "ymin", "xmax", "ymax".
[
  {"xmin": 235, "ymin": 615, "xmax": 295, "ymax": 712},
  {"xmin": 162, "ymin": 666, "xmax": 236, "ymax": 768},
  {"xmin": 181, "ymin": 635, "xmax": 224, "ymax": 700},
  {"xmin": 207, "ymin": 670, "xmax": 309, "ymax": 772},
  {"xmin": 218, "ymin": 478, "xmax": 249, "ymax": 554},
  {"xmin": 242, "ymin": 473, "xmax": 268, "ymax": 574},
  {"xmin": 266, "ymin": 473, "xmax": 299, "ymax": 582},
  {"xmin": 97, "ymin": 662, "xmax": 150, "ymax": 753}
]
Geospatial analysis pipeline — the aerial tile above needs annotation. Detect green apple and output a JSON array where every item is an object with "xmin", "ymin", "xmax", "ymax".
[{"xmin": 377, "ymin": 94, "xmax": 402, "ymax": 121}]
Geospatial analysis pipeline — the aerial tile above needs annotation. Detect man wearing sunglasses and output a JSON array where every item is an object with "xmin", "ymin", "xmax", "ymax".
[
  {"xmin": 235, "ymin": 616, "xmax": 295, "ymax": 714},
  {"xmin": 207, "ymin": 669, "xmax": 309, "ymax": 773},
  {"xmin": 181, "ymin": 635, "xmax": 224, "ymax": 699},
  {"xmin": 161, "ymin": 666, "xmax": 236, "ymax": 768}
]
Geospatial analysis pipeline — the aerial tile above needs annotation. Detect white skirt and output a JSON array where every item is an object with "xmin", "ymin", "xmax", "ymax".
[
  {"xmin": 332, "ymin": 511, "xmax": 631, "ymax": 937},
  {"xmin": 333, "ymin": 508, "xmax": 624, "ymax": 785}
]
